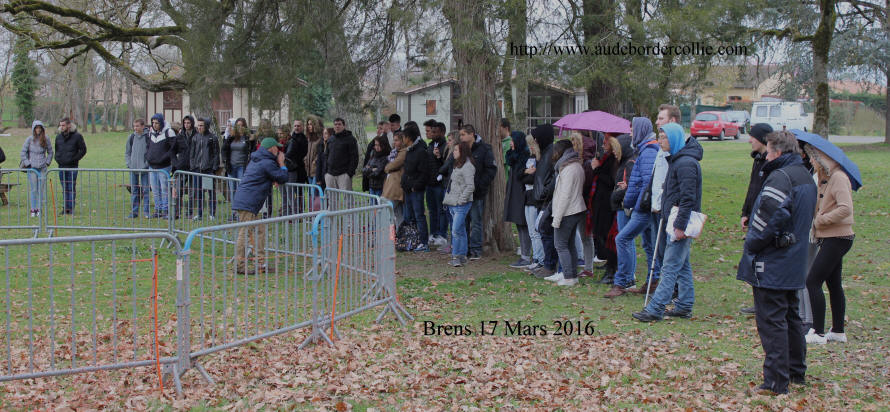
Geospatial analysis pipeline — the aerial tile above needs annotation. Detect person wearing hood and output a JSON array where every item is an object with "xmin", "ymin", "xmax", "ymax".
[
  {"xmin": 400, "ymin": 121, "xmax": 432, "ymax": 252},
  {"xmin": 324, "ymin": 118, "xmax": 359, "ymax": 190},
  {"xmin": 145, "ymin": 113, "xmax": 177, "ymax": 218},
  {"xmin": 574, "ymin": 131, "xmax": 601, "ymax": 277},
  {"xmin": 502, "ymin": 119, "xmax": 532, "ymax": 268},
  {"xmin": 459, "ymin": 124, "xmax": 497, "ymax": 260},
  {"xmin": 125, "ymin": 119, "xmax": 150, "ymax": 218},
  {"xmin": 21, "ymin": 120, "xmax": 54, "ymax": 217},
  {"xmin": 529, "ymin": 124, "xmax": 559, "ymax": 279},
  {"xmin": 736, "ymin": 123, "xmax": 774, "ymax": 313},
  {"xmin": 232, "ymin": 137, "xmax": 289, "ymax": 274},
  {"xmin": 609, "ymin": 117, "xmax": 661, "ymax": 297},
  {"xmin": 188, "ymin": 118, "xmax": 221, "ymax": 220},
  {"xmin": 54, "ymin": 118, "xmax": 86, "ymax": 215},
  {"xmin": 633, "ymin": 122, "xmax": 703, "ymax": 322},
  {"xmin": 542, "ymin": 140, "xmax": 587, "ymax": 287},
  {"xmin": 736, "ymin": 131, "xmax": 816, "ymax": 395},
  {"xmin": 170, "ymin": 115, "xmax": 195, "ymax": 219}
]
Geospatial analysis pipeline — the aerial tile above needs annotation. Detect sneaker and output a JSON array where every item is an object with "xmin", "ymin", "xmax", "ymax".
[
  {"xmin": 434, "ymin": 235, "xmax": 447, "ymax": 246},
  {"xmin": 192, "ymin": 215, "xmax": 202, "ymax": 221},
  {"xmin": 598, "ymin": 269, "xmax": 615, "ymax": 285},
  {"xmin": 525, "ymin": 262, "xmax": 543, "ymax": 271},
  {"xmin": 413, "ymin": 244, "xmax": 430, "ymax": 252},
  {"xmin": 739, "ymin": 306, "xmax": 756, "ymax": 315},
  {"xmin": 632, "ymin": 311, "xmax": 662, "ymax": 322},
  {"xmin": 208, "ymin": 215, "xmax": 215, "ymax": 221},
  {"xmin": 665, "ymin": 308, "xmax": 692, "ymax": 319},
  {"xmin": 509, "ymin": 258, "xmax": 531, "ymax": 268},
  {"xmin": 805, "ymin": 328, "xmax": 827, "ymax": 345},
  {"xmin": 449, "ymin": 257, "xmax": 463, "ymax": 267},
  {"xmin": 459, "ymin": 255, "xmax": 469, "ymax": 265},
  {"xmin": 577, "ymin": 258, "xmax": 585, "ymax": 268},
  {"xmin": 544, "ymin": 272, "xmax": 565, "ymax": 282},
  {"xmin": 531, "ymin": 267, "xmax": 555, "ymax": 279},
  {"xmin": 468, "ymin": 251, "xmax": 482, "ymax": 260},
  {"xmin": 29, "ymin": 210, "xmax": 36, "ymax": 217},
  {"xmin": 556, "ymin": 277, "xmax": 579, "ymax": 286},
  {"xmin": 825, "ymin": 329, "xmax": 847, "ymax": 343},
  {"xmin": 592, "ymin": 256, "xmax": 606, "ymax": 264}
]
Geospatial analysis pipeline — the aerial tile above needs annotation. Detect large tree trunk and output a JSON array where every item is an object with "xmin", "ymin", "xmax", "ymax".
[
  {"xmin": 583, "ymin": 0, "xmax": 620, "ymax": 114},
  {"xmin": 444, "ymin": 0, "xmax": 513, "ymax": 254},
  {"xmin": 501, "ymin": 0, "xmax": 527, "ymax": 130},
  {"xmin": 811, "ymin": 0, "xmax": 837, "ymax": 138}
]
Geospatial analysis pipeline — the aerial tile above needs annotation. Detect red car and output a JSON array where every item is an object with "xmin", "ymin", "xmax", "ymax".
[{"xmin": 690, "ymin": 111, "xmax": 740, "ymax": 140}]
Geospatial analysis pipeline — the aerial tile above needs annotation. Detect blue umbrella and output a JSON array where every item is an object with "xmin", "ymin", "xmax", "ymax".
[{"xmin": 790, "ymin": 129, "xmax": 863, "ymax": 191}]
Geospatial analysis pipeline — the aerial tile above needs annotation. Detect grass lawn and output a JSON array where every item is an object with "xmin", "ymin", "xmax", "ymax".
[{"xmin": 0, "ymin": 130, "xmax": 888, "ymax": 410}]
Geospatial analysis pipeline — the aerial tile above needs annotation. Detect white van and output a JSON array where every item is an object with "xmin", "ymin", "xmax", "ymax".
[{"xmin": 750, "ymin": 101, "xmax": 813, "ymax": 132}]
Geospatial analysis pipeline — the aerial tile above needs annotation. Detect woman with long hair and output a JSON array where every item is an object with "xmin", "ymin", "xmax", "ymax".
[
  {"xmin": 305, "ymin": 118, "xmax": 324, "ymax": 184},
  {"xmin": 545, "ymin": 139, "xmax": 587, "ymax": 286},
  {"xmin": 587, "ymin": 135, "xmax": 620, "ymax": 284},
  {"xmin": 521, "ymin": 134, "xmax": 544, "ymax": 270},
  {"xmin": 222, "ymin": 124, "xmax": 253, "ymax": 197},
  {"xmin": 803, "ymin": 144, "xmax": 855, "ymax": 345},
  {"xmin": 443, "ymin": 141, "xmax": 475, "ymax": 267},
  {"xmin": 20, "ymin": 120, "xmax": 54, "ymax": 217},
  {"xmin": 315, "ymin": 127, "xmax": 335, "ymax": 190},
  {"xmin": 362, "ymin": 136, "xmax": 391, "ymax": 196}
]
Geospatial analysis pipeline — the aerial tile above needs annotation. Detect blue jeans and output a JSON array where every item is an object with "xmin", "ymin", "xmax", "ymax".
[
  {"xmin": 524, "ymin": 205, "xmax": 544, "ymax": 263},
  {"xmin": 644, "ymin": 237, "xmax": 694, "ymax": 317},
  {"xmin": 540, "ymin": 223, "xmax": 557, "ymax": 270},
  {"xmin": 59, "ymin": 170, "xmax": 78, "ymax": 212},
  {"xmin": 614, "ymin": 210, "xmax": 659, "ymax": 287},
  {"xmin": 403, "ymin": 190, "xmax": 428, "ymax": 246},
  {"xmin": 449, "ymin": 202, "xmax": 472, "ymax": 257},
  {"xmin": 190, "ymin": 173, "xmax": 217, "ymax": 217},
  {"xmin": 468, "ymin": 197, "xmax": 485, "ymax": 253},
  {"xmin": 228, "ymin": 165, "xmax": 245, "ymax": 199},
  {"xmin": 369, "ymin": 188, "xmax": 382, "ymax": 196},
  {"xmin": 149, "ymin": 166, "xmax": 171, "ymax": 213},
  {"xmin": 27, "ymin": 169, "xmax": 44, "ymax": 211},
  {"xmin": 426, "ymin": 185, "xmax": 447, "ymax": 238},
  {"xmin": 129, "ymin": 171, "xmax": 150, "ymax": 216}
]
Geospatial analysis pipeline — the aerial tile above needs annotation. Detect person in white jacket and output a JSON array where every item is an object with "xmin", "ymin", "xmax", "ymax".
[{"xmin": 546, "ymin": 140, "xmax": 587, "ymax": 286}]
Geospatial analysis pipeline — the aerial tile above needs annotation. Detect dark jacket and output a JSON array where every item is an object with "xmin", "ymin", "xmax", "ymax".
[
  {"xmin": 363, "ymin": 151, "xmax": 389, "ymax": 191},
  {"xmin": 189, "ymin": 130, "xmax": 220, "ymax": 173},
  {"xmin": 325, "ymin": 130, "xmax": 359, "ymax": 177},
  {"xmin": 171, "ymin": 125, "xmax": 194, "ymax": 172},
  {"xmin": 624, "ymin": 140, "xmax": 659, "ymax": 212},
  {"xmin": 470, "ymin": 136, "xmax": 497, "ymax": 200},
  {"xmin": 531, "ymin": 124, "xmax": 555, "ymax": 207},
  {"xmin": 54, "ymin": 126, "xmax": 87, "ymax": 168},
  {"xmin": 610, "ymin": 134, "xmax": 635, "ymax": 211},
  {"xmin": 661, "ymin": 137, "xmax": 703, "ymax": 232},
  {"xmin": 361, "ymin": 139, "xmax": 376, "ymax": 191},
  {"xmin": 285, "ymin": 132, "xmax": 309, "ymax": 183},
  {"xmin": 222, "ymin": 135, "xmax": 254, "ymax": 174},
  {"xmin": 427, "ymin": 135, "xmax": 448, "ymax": 186},
  {"xmin": 145, "ymin": 114, "xmax": 176, "ymax": 168},
  {"xmin": 741, "ymin": 150, "xmax": 767, "ymax": 218},
  {"xmin": 503, "ymin": 131, "xmax": 530, "ymax": 224},
  {"xmin": 315, "ymin": 140, "xmax": 328, "ymax": 189},
  {"xmin": 232, "ymin": 148, "xmax": 289, "ymax": 214},
  {"xmin": 737, "ymin": 154, "xmax": 817, "ymax": 290},
  {"xmin": 401, "ymin": 138, "xmax": 430, "ymax": 192},
  {"xmin": 588, "ymin": 151, "xmax": 617, "ymax": 237}
]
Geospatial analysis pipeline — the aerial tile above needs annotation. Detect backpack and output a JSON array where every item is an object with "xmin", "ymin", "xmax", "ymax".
[{"xmin": 395, "ymin": 221, "xmax": 420, "ymax": 252}]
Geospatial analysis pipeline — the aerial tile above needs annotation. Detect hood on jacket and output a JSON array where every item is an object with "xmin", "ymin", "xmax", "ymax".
[
  {"xmin": 510, "ymin": 131, "xmax": 527, "ymax": 153},
  {"xmin": 631, "ymin": 117, "xmax": 653, "ymax": 152},
  {"xmin": 671, "ymin": 134, "xmax": 704, "ymax": 163},
  {"xmin": 531, "ymin": 124, "xmax": 554, "ymax": 152},
  {"xmin": 617, "ymin": 134, "xmax": 633, "ymax": 162},
  {"xmin": 659, "ymin": 123, "xmax": 686, "ymax": 156},
  {"xmin": 31, "ymin": 120, "xmax": 45, "ymax": 135},
  {"xmin": 150, "ymin": 113, "xmax": 166, "ymax": 132},
  {"xmin": 555, "ymin": 148, "xmax": 580, "ymax": 171},
  {"xmin": 182, "ymin": 115, "xmax": 196, "ymax": 135}
]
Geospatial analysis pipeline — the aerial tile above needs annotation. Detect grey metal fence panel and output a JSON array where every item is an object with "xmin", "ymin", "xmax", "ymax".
[
  {"xmin": 0, "ymin": 233, "xmax": 182, "ymax": 383},
  {"xmin": 0, "ymin": 168, "xmax": 43, "ymax": 235},
  {"xmin": 44, "ymin": 169, "xmax": 171, "ymax": 234},
  {"xmin": 324, "ymin": 188, "xmax": 386, "ymax": 211}
]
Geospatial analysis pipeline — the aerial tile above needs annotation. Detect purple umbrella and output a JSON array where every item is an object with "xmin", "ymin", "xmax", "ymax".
[{"xmin": 554, "ymin": 111, "xmax": 631, "ymax": 134}]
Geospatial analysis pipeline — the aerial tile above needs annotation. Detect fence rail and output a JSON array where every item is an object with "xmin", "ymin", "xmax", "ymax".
[{"xmin": 0, "ymin": 168, "xmax": 41, "ymax": 236}]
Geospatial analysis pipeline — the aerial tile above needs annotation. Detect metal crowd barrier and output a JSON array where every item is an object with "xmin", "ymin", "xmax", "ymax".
[
  {"xmin": 0, "ymin": 168, "xmax": 42, "ymax": 236},
  {"xmin": 324, "ymin": 188, "xmax": 386, "ymax": 211}
]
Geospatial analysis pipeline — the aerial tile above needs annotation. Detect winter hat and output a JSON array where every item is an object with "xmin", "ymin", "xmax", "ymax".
[
  {"xmin": 260, "ymin": 137, "xmax": 283, "ymax": 149},
  {"xmin": 749, "ymin": 123, "xmax": 773, "ymax": 145}
]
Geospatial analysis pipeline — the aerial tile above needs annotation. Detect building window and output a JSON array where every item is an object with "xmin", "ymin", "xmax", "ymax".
[
  {"xmin": 163, "ymin": 90, "xmax": 182, "ymax": 110},
  {"xmin": 396, "ymin": 98, "xmax": 404, "ymax": 114},
  {"xmin": 426, "ymin": 100, "xmax": 437, "ymax": 116},
  {"xmin": 728, "ymin": 95, "xmax": 742, "ymax": 102}
]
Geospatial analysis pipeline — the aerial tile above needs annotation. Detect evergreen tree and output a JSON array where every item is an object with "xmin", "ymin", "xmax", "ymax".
[{"xmin": 11, "ymin": 35, "xmax": 38, "ymax": 128}]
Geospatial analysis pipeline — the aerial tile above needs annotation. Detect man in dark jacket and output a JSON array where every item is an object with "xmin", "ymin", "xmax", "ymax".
[
  {"xmin": 502, "ymin": 118, "xmax": 531, "ymax": 268},
  {"xmin": 170, "ymin": 115, "xmax": 194, "ymax": 219},
  {"xmin": 634, "ymin": 123, "xmax": 703, "ymax": 322},
  {"xmin": 361, "ymin": 121, "xmax": 387, "ymax": 192},
  {"xmin": 54, "ymin": 117, "xmax": 87, "ymax": 214},
  {"xmin": 401, "ymin": 122, "xmax": 431, "ymax": 251},
  {"xmin": 324, "ymin": 118, "xmax": 359, "ymax": 190},
  {"xmin": 737, "ymin": 131, "xmax": 816, "ymax": 395},
  {"xmin": 529, "ymin": 124, "xmax": 558, "ymax": 278},
  {"xmin": 188, "ymin": 118, "xmax": 221, "ymax": 220},
  {"xmin": 458, "ymin": 124, "xmax": 497, "ymax": 260},
  {"xmin": 284, "ymin": 119, "xmax": 309, "ymax": 213},
  {"xmin": 233, "ymin": 137, "xmax": 289, "ymax": 274},
  {"xmin": 426, "ymin": 121, "xmax": 449, "ymax": 246},
  {"xmin": 146, "ymin": 113, "xmax": 177, "ymax": 218},
  {"xmin": 387, "ymin": 113, "xmax": 401, "ymax": 147},
  {"xmin": 738, "ymin": 123, "xmax": 773, "ymax": 313}
]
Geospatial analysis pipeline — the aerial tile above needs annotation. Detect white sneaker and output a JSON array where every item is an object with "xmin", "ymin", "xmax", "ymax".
[
  {"xmin": 435, "ymin": 235, "xmax": 447, "ymax": 246},
  {"xmin": 557, "ymin": 277, "xmax": 579, "ymax": 286},
  {"xmin": 825, "ymin": 330, "xmax": 847, "ymax": 343},
  {"xmin": 544, "ymin": 272, "xmax": 565, "ymax": 282},
  {"xmin": 592, "ymin": 256, "xmax": 606, "ymax": 264},
  {"xmin": 805, "ymin": 328, "xmax": 827, "ymax": 345}
]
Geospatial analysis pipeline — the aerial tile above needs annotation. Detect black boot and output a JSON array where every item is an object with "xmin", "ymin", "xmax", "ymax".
[{"xmin": 599, "ymin": 266, "xmax": 615, "ymax": 284}]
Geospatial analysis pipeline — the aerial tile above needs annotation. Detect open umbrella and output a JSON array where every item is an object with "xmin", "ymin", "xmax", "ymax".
[
  {"xmin": 554, "ymin": 111, "xmax": 631, "ymax": 134},
  {"xmin": 790, "ymin": 129, "xmax": 863, "ymax": 191}
]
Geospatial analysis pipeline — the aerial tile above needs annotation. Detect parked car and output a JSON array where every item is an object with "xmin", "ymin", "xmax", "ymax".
[
  {"xmin": 750, "ymin": 101, "xmax": 813, "ymax": 132},
  {"xmin": 723, "ymin": 110, "xmax": 751, "ymax": 135},
  {"xmin": 690, "ymin": 111, "xmax": 741, "ymax": 140}
]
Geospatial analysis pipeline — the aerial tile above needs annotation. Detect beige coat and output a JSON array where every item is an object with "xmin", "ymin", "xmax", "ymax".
[
  {"xmin": 551, "ymin": 154, "xmax": 587, "ymax": 228},
  {"xmin": 383, "ymin": 148, "xmax": 407, "ymax": 201},
  {"xmin": 306, "ymin": 139, "xmax": 322, "ymax": 178},
  {"xmin": 814, "ymin": 164, "xmax": 854, "ymax": 238}
]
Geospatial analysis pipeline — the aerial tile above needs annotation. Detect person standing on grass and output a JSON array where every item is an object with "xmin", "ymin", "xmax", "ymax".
[
  {"xmin": 305, "ymin": 118, "xmax": 323, "ymax": 185},
  {"xmin": 502, "ymin": 118, "xmax": 532, "ymax": 269},
  {"xmin": 383, "ymin": 131, "xmax": 408, "ymax": 226},
  {"xmin": 362, "ymin": 136, "xmax": 391, "ymax": 196},
  {"xmin": 145, "ymin": 113, "xmax": 177, "ymax": 218},
  {"xmin": 460, "ymin": 124, "xmax": 497, "ymax": 260},
  {"xmin": 400, "ymin": 121, "xmax": 431, "ymax": 252},
  {"xmin": 324, "ymin": 118, "xmax": 359, "ymax": 191},
  {"xmin": 443, "ymin": 141, "xmax": 475, "ymax": 267},
  {"xmin": 170, "ymin": 115, "xmax": 195, "ymax": 220},
  {"xmin": 803, "ymin": 144, "xmax": 855, "ymax": 345},
  {"xmin": 284, "ymin": 120, "xmax": 309, "ymax": 212},
  {"xmin": 736, "ymin": 131, "xmax": 815, "ymax": 395},
  {"xmin": 125, "ymin": 119, "xmax": 150, "ymax": 219},
  {"xmin": 426, "ymin": 121, "xmax": 449, "ymax": 247},
  {"xmin": 232, "ymin": 137, "xmax": 288, "ymax": 274},
  {"xmin": 363, "ymin": 121, "xmax": 388, "ymax": 192},
  {"xmin": 387, "ymin": 113, "xmax": 401, "ymax": 147},
  {"xmin": 21, "ymin": 120, "xmax": 53, "ymax": 217},
  {"xmin": 543, "ymin": 139, "xmax": 587, "ymax": 287},
  {"xmin": 222, "ymin": 124, "xmax": 253, "ymax": 197},
  {"xmin": 188, "ymin": 118, "xmax": 220, "ymax": 220},
  {"xmin": 315, "ymin": 127, "xmax": 334, "ymax": 190},
  {"xmin": 54, "ymin": 117, "xmax": 87, "ymax": 215},
  {"xmin": 529, "ymin": 124, "xmax": 559, "ymax": 279},
  {"xmin": 603, "ymin": 134, "xmax": 634, "ymax": 297},
  {"xmin": 521, "ymin": 134, "xmax": 544, "ymax": 270},
  {"xmin": 585, "ymin": 135, "xmax": 620, "ymax": 285},
  {"xmin": 633, "ymin": 122, "xmax": 702, "ymax": 322},
  {"xmin": 736, "ymin": 123, "xmax": 773, "ymax": 313}
]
